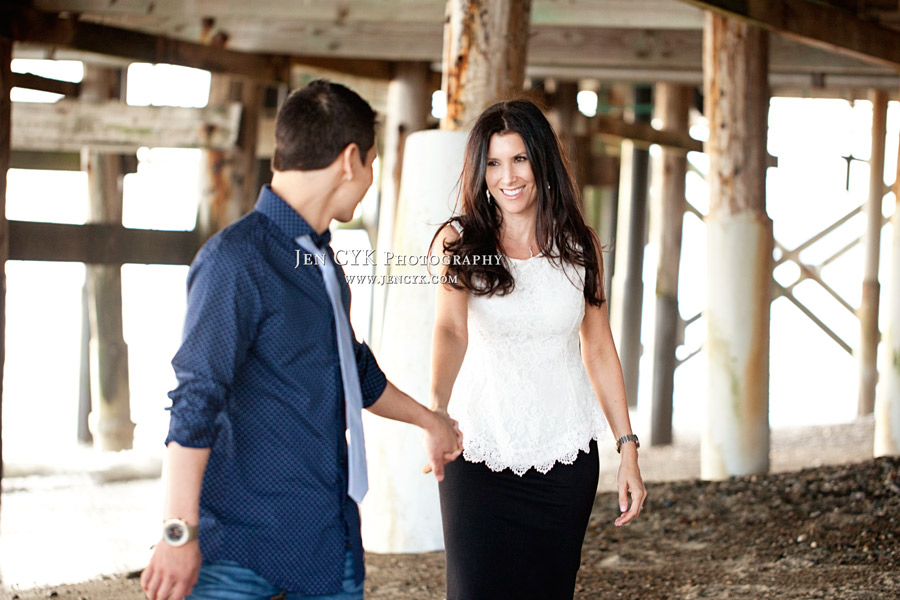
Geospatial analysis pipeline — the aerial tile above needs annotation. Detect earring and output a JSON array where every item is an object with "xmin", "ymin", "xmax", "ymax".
[{"xmin": 485, "ymin": 189, "xmax": 492, "ymax": 205}]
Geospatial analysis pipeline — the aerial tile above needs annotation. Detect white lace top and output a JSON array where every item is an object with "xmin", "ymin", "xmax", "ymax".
[{"xmin": 450, "ymin": 245, "xmax": 609, "ymax": 476}]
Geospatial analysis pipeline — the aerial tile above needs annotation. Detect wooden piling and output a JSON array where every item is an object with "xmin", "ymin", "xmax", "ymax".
[
  {"xmin": 199, "ymin": 75, "xmax": 264, "ymax": 240},
  {"xmin": 858, "ymin": 90, "xmax": 887, "ymax": 416},
  {"xmin": 648, "ymin": 83, "xmax": 692, "ymax": 446},
  {"xmin": 81, "ymin": 65, "xmax": 135, "ymax": 451},
  {"xmin": 701, "ymin": 13, "xmax": 773, "ymax": 479},
  {"xmin": 0, "ymin": 37, "xmax": 11, "ymax": 497},
  {"xmin": 609, "ymin": 86, "xmax": 652, "ymax": 409},
  {"xmin": 875, "ymin": 91, "xmax": 900, "ymax": 457},
  {"xmin": 441, "ymin": 0, "xmax": 532, "ymax": 131}
]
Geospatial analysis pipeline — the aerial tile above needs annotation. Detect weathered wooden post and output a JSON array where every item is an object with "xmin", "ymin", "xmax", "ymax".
[
  {"xmin": 371, "ymin": 62, "xmax": 430, "ymax": 350},
  {"xmin": 81, "ymin": 65, "xmax": 135, "ymax": 451},
  {"xmin": 441, "ymin": 0, "xmax": 532, "ymax": 130},
  {"xmin": 859, "ymin": 90, "xmax": 887, "ymax": 416},
  {"xmin": 648, "ymin": 83, "xmax": 692, "ymax": 446},
  {"xmin": 701, "ymin": 13, "xmax": 772, "ymax": 479},
  {"xmin": 198, "ymin": 27, "xmax": 263, "ymax": 239},
  {"xmin": 362, "ymin": 0, "xmax": 531, "ymax": 552},
  {"xmin": 609, "ymin": 85, "xmax": 652, "ymax": 409},
  {"xmin": 875, "ymin": 100, "xmax": 900, "ymax": 457},
  {"xmin": 198, "ymin": 76, "xmax": 263, "ymax": 239},
  {"xmin": 0, "ymin": 38, "xmax": 11, "ymax": 497}
]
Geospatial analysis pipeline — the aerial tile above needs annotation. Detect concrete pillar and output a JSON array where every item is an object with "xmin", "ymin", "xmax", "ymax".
[
  {"xmin": 371, "ymin": 62, "xmax": 429, "ymax": 351},
  {"xmin": 648, "ymin": 84, "xmax": 692, "ymax": 446},
  {"xmin": 609, "ymin": 85, "xmax": 652, "ymax": 409},
  {"xmin": 701, "ymin": 13, "xmax": 773, "ymax": 480},
  {"xmin": 441, "ymin": 0, "xmax": 532, "ymax": 130},
  {"xmin": 81, "ymin": 66, "xmax": 135, "ymax": 451},
  {"xmin": 875, "ymin": 93, "xmax": 900, "ymax": 457},
  {"xmin": 858, "ymin": 90, "xmax": 888, "ymax": 416},
  {"xmin": 361, "ymin": 130, "xmax": 468, "ymax": 552}
]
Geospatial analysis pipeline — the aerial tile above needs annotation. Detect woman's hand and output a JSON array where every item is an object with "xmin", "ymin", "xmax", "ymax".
[
  {"xmin": 614, "ymin": 445, "xmax": 646, "ymax": 527},
  {"xmin": 421, "ymin": 409, "xmax": 464, "ymax": 480}
]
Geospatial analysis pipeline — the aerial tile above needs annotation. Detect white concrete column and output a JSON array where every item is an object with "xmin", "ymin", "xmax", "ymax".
[
  {"xmin": 371, "ymin": 62, "xmax": 429, "ymax": 351},
  {"xmin": 361, "ymin": 130, "xmax": 468, "ymax": 551}
]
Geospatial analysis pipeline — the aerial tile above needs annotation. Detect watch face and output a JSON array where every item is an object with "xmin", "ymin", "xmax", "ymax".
[{"xmin": 164, "ymin": 521, "xmax": 186, "ymax": 544}]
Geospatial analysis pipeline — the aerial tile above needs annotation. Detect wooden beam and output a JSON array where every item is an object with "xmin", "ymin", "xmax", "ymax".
[
  {"xmin": 442, "ymin": 0, "xmax": 532, "ymax": 130},
  {"xmin": 11, "ymin": 71, "xmax": 79, "ymax": 95},
  {"xmin": 32, "ymin": 0, "xmax": 707, "ymax": 29},
  {"xmin": 3, "ymin": 6, "xmax": 394, "ymax": 82},
  {"xmin": 593, "ymin": 115, "xmax": 703, "ymax": 154},
  {"xmin": 7, "ymin": 221, "xmax": 199, "ymax": 265},
  {"xmin": 11, "ymin": 99, "xmax": 242, "ymax": 152},
  {"xmin": 678, "ymin": 0, "xmax": 900, "ymax": 70}
]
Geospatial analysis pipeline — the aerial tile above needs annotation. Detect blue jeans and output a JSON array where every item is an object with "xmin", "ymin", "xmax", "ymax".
[{"xmin": 188, "ymin": 550, "xmax": 363, "ymax": 600}]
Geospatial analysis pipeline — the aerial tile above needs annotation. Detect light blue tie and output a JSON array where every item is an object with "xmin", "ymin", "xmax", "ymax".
[{"xmin": 296, "ymin": 234, "xmax": 368, "ymax": 503}]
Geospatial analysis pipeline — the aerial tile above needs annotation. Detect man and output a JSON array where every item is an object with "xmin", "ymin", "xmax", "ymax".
[{"xmin": 141, "ymin": 80, "xmax": 462, "ymax": 600}]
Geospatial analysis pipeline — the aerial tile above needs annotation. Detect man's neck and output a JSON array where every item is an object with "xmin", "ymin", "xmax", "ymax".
[{"xmin": 270, "ymin": 169, "xmax": 338, "ymax": 234}]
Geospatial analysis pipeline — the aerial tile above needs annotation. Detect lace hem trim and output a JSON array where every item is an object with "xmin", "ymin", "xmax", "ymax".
[{"xmin": 461, "ymin": 427, "xmax": 608, "ymax": 477}]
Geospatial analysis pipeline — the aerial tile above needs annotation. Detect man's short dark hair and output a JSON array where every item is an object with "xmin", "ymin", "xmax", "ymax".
[{"xmin": 272, "ymin": 80, "xmax": 377, "ymax": 172}]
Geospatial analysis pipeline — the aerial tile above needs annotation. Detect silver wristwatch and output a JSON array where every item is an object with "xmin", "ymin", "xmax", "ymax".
[
  {"xmin": 162, "ymin": 518, "xmax": 199, "ymax": 547},
  {"xmin": 616, "ymin": 434, "xmax": 640, "ymax": 453}
]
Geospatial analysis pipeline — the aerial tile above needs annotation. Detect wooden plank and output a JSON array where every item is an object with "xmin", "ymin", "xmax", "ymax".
[
  {"xmin": 678, "ymin": 0, "xmax": 900, "ymax": 69},
  {"xmin": 32, "ymin": 0, "xmax": 706, "ymax": 29},
  {"xmin": 11, "ymin": 99, "xmax": 242, "ymax": 152},
  {"xmin": 3, "ymin": 5, "xmax": 393, "ymax": 81},
  {"xmin": 7, "ymin": 221, "xmax": 200, "ymax": 265},
  {"xmin": 593, "ymin": 115, "xmax": 703, "ymax": 153},
  {"xmin": 11, "ymin": 71, "xmax": 80, "ymax": 95},
  {"xmin": 442, "ymin": 0, "xmax": 532, "ymax": 130}
]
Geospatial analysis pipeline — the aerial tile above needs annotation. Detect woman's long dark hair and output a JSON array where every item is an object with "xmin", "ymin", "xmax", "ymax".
[{"xmin": 430, "ymin": 99, "xmax": 605, "ymax": 306}]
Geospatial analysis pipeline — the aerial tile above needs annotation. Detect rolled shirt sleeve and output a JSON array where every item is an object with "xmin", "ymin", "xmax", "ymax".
[
  {"xmin": 353, "ymin": 338, "xmax": 387, "ymax": 408},
  {"xmin": 166, "ymin": 240, "xmax": 262, "ymax": 448}
]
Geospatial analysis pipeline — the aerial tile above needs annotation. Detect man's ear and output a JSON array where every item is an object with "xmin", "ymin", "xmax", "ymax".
[{"xmin": 340, "ymin": 143, "xmax": 360, "ymax": 182}]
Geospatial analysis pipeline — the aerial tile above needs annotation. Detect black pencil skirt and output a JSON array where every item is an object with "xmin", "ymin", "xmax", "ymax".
[{"xmin": 438, "ymin": 440, "xmax": 600, "ymax": 600}]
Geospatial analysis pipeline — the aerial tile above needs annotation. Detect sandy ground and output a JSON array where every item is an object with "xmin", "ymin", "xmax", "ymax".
[{"xmin": 1, "ymin": 416, "xmax": 888, "ymax": 599}]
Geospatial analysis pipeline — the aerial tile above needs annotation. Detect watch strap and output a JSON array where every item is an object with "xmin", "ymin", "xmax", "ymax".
[{"xmin": 616, "ymin": 434, "xmax": 640, "ymax": 453}]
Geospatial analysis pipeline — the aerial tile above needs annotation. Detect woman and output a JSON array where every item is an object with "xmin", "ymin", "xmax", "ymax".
[{"xmin": 429, "ymin": 99, "xmax": 646, "ymax": 600}]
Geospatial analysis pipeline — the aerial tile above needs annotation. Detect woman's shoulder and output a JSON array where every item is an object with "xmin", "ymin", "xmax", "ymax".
[{"xmin": 437, "ymin": 218, "xmax": 464, "ymax": 241}]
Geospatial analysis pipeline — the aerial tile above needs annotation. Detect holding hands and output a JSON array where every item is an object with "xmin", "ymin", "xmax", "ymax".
[{"xmin": 422, "ymin": 408, "xmax": 464, "ymax": 481}]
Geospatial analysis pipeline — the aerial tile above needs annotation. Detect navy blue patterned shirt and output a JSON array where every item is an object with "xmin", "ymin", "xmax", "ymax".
[{"xmin": 165, "ymin": 185, "xmax": 387, "ymax": 594}]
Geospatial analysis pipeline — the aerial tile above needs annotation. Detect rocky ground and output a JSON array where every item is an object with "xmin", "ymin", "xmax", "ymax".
[{"xmin": 7, "ymin": 453, "xmax": 899, "ymax": 600}]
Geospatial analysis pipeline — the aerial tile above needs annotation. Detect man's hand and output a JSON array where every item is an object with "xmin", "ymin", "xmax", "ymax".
[
  {"xmin": 421, "ymin": 409, "xmax": 463, "ymax": 481},
  {"xmin": 140, "ymin": 541, "xmax": 202, "ymax": 600}
]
